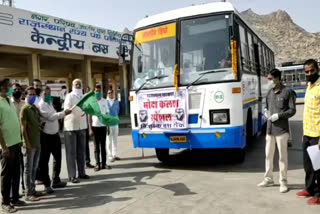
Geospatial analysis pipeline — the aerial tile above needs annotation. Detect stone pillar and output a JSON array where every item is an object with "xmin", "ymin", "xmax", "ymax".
[
  {"xmin": 119, "ymin": 64, "xmax": 129, "ymax": 116},
  {"xmin": 102, "ymin": 68, "xmax": 109, "ymax": 98},
  {"xmin": 82, "ymin": 57, "xmax": 93, "ymax": 90},
  {"xmin": 67, "ymin": 72, "xmax": 73, "ymax": 91},
  {"xmin": 27, "ymin": 53, "xmax": 40, "ymax": 84},
  {"xmin": 110, "ymin": 73, "xmax": 116, "ymax": 92}
]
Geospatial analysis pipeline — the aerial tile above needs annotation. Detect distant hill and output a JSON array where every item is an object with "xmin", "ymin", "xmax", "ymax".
[{"xmin": 240, "ymin": 9, "xmax": 320, "ymax": 65}]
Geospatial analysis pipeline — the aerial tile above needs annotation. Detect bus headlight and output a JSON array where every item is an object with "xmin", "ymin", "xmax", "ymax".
[{"xmin": 209, "ymin": 109, "xmax": 230, "ymax": 125}]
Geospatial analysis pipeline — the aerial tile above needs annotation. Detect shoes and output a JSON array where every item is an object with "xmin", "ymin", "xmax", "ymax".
[
  {"xmin": 24, "ymin": 195, "xmax": 40, "ymax": 202},
  {"xmin": 36, "ymin": 180, "xmax": 44, "ymax": 185},
  {"xmin": 86, "ymin": 163, "xmax": 94, "ymax": 169},
  {"xmin": 296, "ymin": 190, "xmax": 311, "ymax": 198},
  {"xmin": 1, "ymin": 204, "xmax": 17, "ymax": 213},
  {"xmin": 69, "ymin": 177, "xmax": 80, "ymax": 183},
  {"xmin": 33, "ymin": 191, "xmax": 46, "ymax": 197},
  {"xmin": 101, "ymin": 164, "xmax": 112, "ymax": 170},
  {"xmin": 52, "ymin": 181, "xmax": 67, "ymax": 189},
  {"xmin": 94, "ymin": 165, "xmax": 100, "ymax": 172},
  {"xmin": 78, "ymin": 175, "xmax": 90, "ymax": 179},
  {"xmin": 45, "ymin": 187, "xmax": 54, "ymax": 194},
  {"xmin": 307, "ymin": 197, "xmax": 320, "ymax": 205},
  {"xmin": 109, "ymin": 157, "xmax": 120, "ymax": 162},
  {"xmin": 257, "ymin": 180, "xmax": 274, "ymax": 187},
  {"xmin": 280, "ymin": 184, "xmax": 289, "ymax": 193},
  {"xmin": 11, "ymin": 200, "xmax": 26, "ymax": 206}
]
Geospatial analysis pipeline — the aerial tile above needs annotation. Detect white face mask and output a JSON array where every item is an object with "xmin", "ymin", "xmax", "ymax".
[
  {"xmin": 267, "ymin": 80, "xmax": 276, "ymax": 90},
  {"xmin": 73, "ymin": 88, "xmax": 83, "ymax": 97}
]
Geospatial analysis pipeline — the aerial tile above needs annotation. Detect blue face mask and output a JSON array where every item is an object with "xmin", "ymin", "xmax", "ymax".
[
  {"xmin": 5, "ymin": 88, "xmax": 13, "ymax": 97},
  {"xmin": 28, "ymin": 96, "xmax": 36, "ymax": 105}
]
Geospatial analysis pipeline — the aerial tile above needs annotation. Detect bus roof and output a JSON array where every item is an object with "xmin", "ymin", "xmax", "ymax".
[
  {"xmin": 135, "ymin": 2, "xmax": 237, "ymax": 29},
  {"xmin": 134, "ymin": 2, "xmax": 273, "ymax": 51}
]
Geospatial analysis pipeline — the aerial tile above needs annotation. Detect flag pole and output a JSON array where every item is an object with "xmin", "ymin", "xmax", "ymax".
[{"xmin": 70, "ymin": 104, "xmax": 77, "ymax": 111}]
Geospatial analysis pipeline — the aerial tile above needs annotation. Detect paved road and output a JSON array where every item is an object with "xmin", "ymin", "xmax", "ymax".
[{"xmin": 13, "ymin": 104, "xmax": 320, "ymax": 214}]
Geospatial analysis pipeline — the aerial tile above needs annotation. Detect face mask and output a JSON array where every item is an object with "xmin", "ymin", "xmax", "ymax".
[
  {"xmin": 266, "ymin": 81, "xmax": 274, "ymax": 90},
  {"xmin": 95, "ymin": 92, "xmax": 102, "ymax": 99},
  {"xmin": 12, "ymin": 91, "xmax": 22, "ymax": 99},
  {"xmin": 27, "ymin": 96, "xmax": 36, "ymax": 105},
  {"xmin": 44, "ymin": 94, "xmax": 52, "ymax": 103},
  {"xmin": 73, "ymin": 88, "xmax": 83, "ymax": 97},
  {"xmin": 5, "ymin": 88, "xmax": 13, "ymax": 97},
  {"xmin": 306, "ymin": 72, "xmax": 319, "ymax": 84},
  {"xmin": 35, "ymin": 88, "xmax": 42, "ymax": 96}
]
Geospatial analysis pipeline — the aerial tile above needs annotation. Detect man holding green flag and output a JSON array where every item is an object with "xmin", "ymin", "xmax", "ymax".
[{"xmin": 64, "ymin": 79, "xmax": 90, "ymax": 183}]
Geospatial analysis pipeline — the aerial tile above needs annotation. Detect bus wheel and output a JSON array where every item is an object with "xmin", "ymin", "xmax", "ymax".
[
  {"xmin": 234, "ymin": 148, "xmax": 246, "ymax": 163},
  {"xmin": 155, "ymin": 148, "xmax": 169, "ymax": 162}
]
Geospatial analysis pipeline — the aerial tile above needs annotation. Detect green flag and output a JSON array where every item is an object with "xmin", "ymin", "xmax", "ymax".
[{"xmin": 76, "ymin": 90, "xmax": 119, "ymax": 126}]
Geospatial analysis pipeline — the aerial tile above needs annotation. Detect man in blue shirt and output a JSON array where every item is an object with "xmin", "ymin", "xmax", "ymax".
[{"xmin": 106, "ymin": 90, "xmax": 120, "ymax": 162}]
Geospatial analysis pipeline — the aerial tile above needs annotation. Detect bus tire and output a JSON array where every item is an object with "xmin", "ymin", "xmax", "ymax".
[
  {"xmin": 246, "ymin": 110, "xmax": 253, "ymax": 145},
  {"xmin": 235, "ymin": 148, "xmax": 246, "ymax": 163},
  {"xmin": 155, "ymin": 148, "xmax": 169, "ymax": 162}
]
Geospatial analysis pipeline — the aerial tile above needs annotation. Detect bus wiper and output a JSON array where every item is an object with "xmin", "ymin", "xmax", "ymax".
[
  {"xmin": 135, "ymin": 75, "xmax": 169, "ymax": 94},
  {"xmin": 186, "ymin": 68, "xmax": 228, "ymax": 89},
  {"xmin": 134, "ymin": 43, "xmax": 142, "ymax": 52}
]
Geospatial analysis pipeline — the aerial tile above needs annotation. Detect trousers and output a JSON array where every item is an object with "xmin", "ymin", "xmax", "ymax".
[
  {"xmin": 64, "ymin": 130, "xmax": 86, "ymax": 178},
  {"xmin": 106, "ymin": 125, "xmax": 119, "ymax": 158},
  {"xmin": 264, "ymin": 133, "xmax": 289, "ymax": 184}
]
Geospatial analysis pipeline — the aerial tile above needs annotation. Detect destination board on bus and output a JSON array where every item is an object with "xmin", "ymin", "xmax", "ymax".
[
  {"xmin": 135, "ymin": 23, "xmax": 176, "ymax": 44},
  {"xmin": 137, "ymin": 89, "xmax": 187, "ymax": 131}
]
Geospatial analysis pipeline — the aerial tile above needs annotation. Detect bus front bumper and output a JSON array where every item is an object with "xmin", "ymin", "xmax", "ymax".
[{"xmin": 131, "ymin": 126, "xmax": 245, "ymax": 149}]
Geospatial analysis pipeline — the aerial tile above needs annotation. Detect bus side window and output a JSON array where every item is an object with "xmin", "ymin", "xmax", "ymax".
[{"xmin": 239, "ymin": 25, "xmax": 250, "ymax": 73}]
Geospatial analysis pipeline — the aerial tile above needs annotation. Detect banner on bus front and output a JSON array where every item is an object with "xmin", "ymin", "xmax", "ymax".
[{"xmin": 137, "ymin": 89, "xmax": 187, "ymax": 131}]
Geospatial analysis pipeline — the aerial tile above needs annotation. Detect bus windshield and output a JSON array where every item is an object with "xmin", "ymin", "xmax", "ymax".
[
  {"xmin": 180, "ymin": 15, "xmax": 235, "ymax": 85},
  {"xmin": 132, "ymin": 23, "xmax": 176, "ymax": 90}
]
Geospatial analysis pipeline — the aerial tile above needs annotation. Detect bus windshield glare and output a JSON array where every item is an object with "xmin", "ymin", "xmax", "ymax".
[
  {"xmin": 132, "ymin": 23, "xmax": 176, "ymax": 90},
  {"xmin": 180, "ymin": 15, "xmax": 235, "ymax": 85}
]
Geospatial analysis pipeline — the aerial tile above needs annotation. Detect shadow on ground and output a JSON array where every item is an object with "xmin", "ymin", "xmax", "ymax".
[
  {"xmin": 152, "ymin": 126, "xmax": 304, "ymax": 173},
  {"xmin": 18, "ymin": 169, "xmax": 197, "ymax": 211}
]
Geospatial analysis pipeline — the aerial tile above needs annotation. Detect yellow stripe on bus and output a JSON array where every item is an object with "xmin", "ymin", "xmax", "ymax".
[
  {"xmin": 243, "ymin": 97, "xmax": 258, "ymax": 105},
  {"xmin": 135, "ymin": 23, "xmax": 176, "ymax": 44}
]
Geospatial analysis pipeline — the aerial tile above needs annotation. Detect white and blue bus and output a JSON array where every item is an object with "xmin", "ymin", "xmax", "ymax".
[
  {"xmin": 128, "ymin": 2, "xmax": 275, "ymax": 162},
  {"xmin": 278, "ymin": 65, "xmax": 307, "ymax": 98}
]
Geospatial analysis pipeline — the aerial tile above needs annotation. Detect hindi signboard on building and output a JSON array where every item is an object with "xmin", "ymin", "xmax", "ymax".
[
  {"xmin": 137, "ymin": 90, "xmax": 187, "ymax": 131},
  {"xmin": 0, "ymin": 5, "xmax": 131, "ymax": 59}
]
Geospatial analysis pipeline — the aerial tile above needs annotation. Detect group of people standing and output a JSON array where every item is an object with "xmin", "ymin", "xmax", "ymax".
[
  {"xmin": 258, "ymin": 59, "xmax": 320, "ymax": 205},
  {"xmin": 0, "ymin": 78, "xmax": 120, "ymax": 213}
]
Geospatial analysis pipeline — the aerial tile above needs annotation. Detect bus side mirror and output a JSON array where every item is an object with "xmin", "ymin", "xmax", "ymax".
[{"xmin": 138, "ymin": 56, "xmax": 143, "ymax": 73}]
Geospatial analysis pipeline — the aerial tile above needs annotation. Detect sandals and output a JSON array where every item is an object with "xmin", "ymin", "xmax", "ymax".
[{"xmin": 2, "ymin": 204, "xmax": 17, "ymax": 213}]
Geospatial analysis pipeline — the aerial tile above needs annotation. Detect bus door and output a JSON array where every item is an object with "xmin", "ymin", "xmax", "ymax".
[
  {"xmin": 187, "ymin": 89, "xmax": 206, "ymax": 128},
  {"xmin": 253, "ymin": 43, "xmax": 263, "ymax": 132}
]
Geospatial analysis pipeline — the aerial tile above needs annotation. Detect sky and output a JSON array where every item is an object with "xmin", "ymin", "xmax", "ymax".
[{"xmin": 13, "ymin": 0, "xmax": 320, "ymax": 33}]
